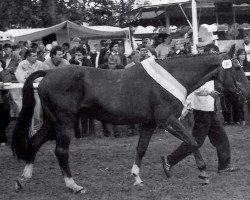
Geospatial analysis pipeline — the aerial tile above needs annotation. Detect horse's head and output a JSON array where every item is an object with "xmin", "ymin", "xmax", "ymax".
[{"xmin": 218, "ymin": 44, "xmax": 250, "ymax": 100}]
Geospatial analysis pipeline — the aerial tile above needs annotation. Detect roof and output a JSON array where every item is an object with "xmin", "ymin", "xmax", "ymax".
[
  {"xmin": 120, "ymin": 1, "xmax": 250, "ymax": 27},
  {"xmin": 5, "ymin": 21, "xmax": 128, "ymax": 43}
]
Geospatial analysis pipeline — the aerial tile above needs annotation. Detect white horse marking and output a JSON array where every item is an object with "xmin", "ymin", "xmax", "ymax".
[
  {"xmin": 22, "ymin": 164, "xmax": 33, "ymax": 179},
  {"xmin": 131, "ymin": 164, "xmax": 143, "ymax": 185},
  {"xmin": 64, "ymin": 177, "xmax": 86, "ymax": 194}
]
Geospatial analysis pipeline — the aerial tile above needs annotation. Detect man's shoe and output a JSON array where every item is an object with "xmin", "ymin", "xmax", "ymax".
[
  {"xmin": 161, "ymin": 156, "xmax": 172, "ymax": 178},
  {"xmin": 218, "ymin": 166, "xmax": 239, "ymax": 173}
]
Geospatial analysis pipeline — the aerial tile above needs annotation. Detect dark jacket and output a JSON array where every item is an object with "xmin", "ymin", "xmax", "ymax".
[
  {"xmin": 69, "ymin": 57, "xmax": 93, "ymax": 67},
  {"xmin": 99, "ymin": 47, "xmax": 109, "ymax": 65},
  {"xmin": 2, "ymin": 53, "xmax": 21, "ymax": 82},
  {"xmin": 103, "ymin": 52, "xmax": 127, "ymax": 67}
]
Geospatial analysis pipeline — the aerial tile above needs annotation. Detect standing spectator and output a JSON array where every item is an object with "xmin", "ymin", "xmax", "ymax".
[
  {"xmin": 99, "ymin": 39, "xmax": 111, "ymax": 65},
  {"xmin": 138, "ymin": 43, "xmax": 149, "ymax": 61},
  {"xmin": 62, "ymin": 42, "xmax": 72, "ymax": 61},
  {"xmin": 43, "ymin": 44, "xmax": 52, "ymax": 60},
  {"xmin": 125, "ymin": 50, "xmax": 140, "ymax": 68},
  {"xmin": 242, "ymin": 35, "xmax": 250, "ymax": 68},
  {"xmin": 69, "ymin": 47, "xmax": 92, "ymax": 67},
  {"xmin": 99, "ymin": 55, "xmax": 124, "ymax": 137},
  {"xmin": 37, "ymin": 42, "xmax": 46, "ymax": 62},
  {"xmin": 237, "ymin": 48, "xmax": 249, "ymax": 125},
  {"xmin": 155, "ymin": 33, "xmax": 172, "ymax": 59},
  {"xmin": 12, "ymin": 45, "xmax": 22, "ymax": 57},
  {"xmin": 2, "ymin": 43, "xmax": 22, "ymax": 117},
  {"xmin": 0, "ymin": 60, "xmax": 11, "ymax": 146},
  {"xmin": 90, "ymin": 44, "xmax": 101, "ymax": 68},
  {"xmin": 168, "ymin": 40, "xmax": 186, "ymax": 57},
  {"xmin": 42, "ymin": 46, "xmax": 69, "ymax": 70},
  {"xmin": 15, "ymin": 49, "xmax": 44, "ymax": 136},
  {"xmin": 162, "ymin": 81, "xmax": 238, "ymax": 178},
  {"xmin": 141, "ymin": 37, "xmax": 157, "ymax": 57},
  {"xmin": 103, "ymin": 41, "xmax": 127, "ymax": 67},
  {"xmin": 69, "ymin": 37, "xmax": 81, "ymax": 57},
  {"xmin": 19, "ymin": 40, "xmax": 32, "ymax": 60}
]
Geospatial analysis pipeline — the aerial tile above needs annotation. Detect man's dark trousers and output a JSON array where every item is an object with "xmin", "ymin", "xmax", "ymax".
[{"xmin": 167, "ymin": 110, "xmax": 231, "ymax": 171}]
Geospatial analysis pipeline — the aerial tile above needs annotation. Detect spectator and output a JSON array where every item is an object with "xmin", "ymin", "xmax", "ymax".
[
  {"xmin": 69, "ymin": 37, "xmax": 81, "ymax": 57},
  {"xmin": 141, "ymin": 37, "xmax": 157, "ymax": 57},
  {"xmin": 99, "ymin": 39, "xmax": 111, "ymax": 65},
  {"xmin": 237, "ymin": 48, "xmax": 249, "ymax": 125},
  {"xmin": 155, "ymin": 33, "xmax": 172, "ymax": 59},
  {"xmin": 42, "ymin": 46, "xmax": 70, "ymax": 70},
  {"xmin": 103, "ymin": 41, "xmax": 127, "ymax": 67},
  {"xmin": 125, "ymin": 50, "xmax": 140, "ymax": 68},
  {"xmin": 82, "ymin": 42, "xmax": 91, "ymax": 59},
  {"xmin": 44, "ymin": 44, "xmax": 52, "ymax": 60},
  {"xmin": 12, "ymin": 44, "xmax": 21, "ymax": 57},
  {"xmin": 19, "ymin": 40, "xmax": 32, "ymax": 60},
  {"xmin": 62, "ymin": 42, "xmax": 72, "ymax": 61},
  {"xmin": 90, "ymin": 43, "xmax": 101, "ymax": 68},
  {"xmin": 137, "ymin": 43, "xmax": 149, "ymax": 61},
  {"xmin": 241, "ymin": 35, "xmax": 250, "ymax": 68},
  {"xmin": 168, "ymin": 40, "xmax": 186, "ymax": 57},
  {"xmin": 52, "ymin": 41, "xmax": 59, "ymax": 47},
  {"xmin": 99, "ymin": 55, "xmax": 124, "ymax": 137},
  {"xmin": 15, "ymin": 49, "xmax": 44, "ymax": 136},
  {"xmin": 69, "ymin": 47, "xmax": 92, "ymax": 67},
  {"xmin": 0, "ymin": 60, "xmax": 11, "ymax": 146},
  {"xmin": 2, "ymin": 43, "xmax": 22, "ymax": 117},
  {"xmin": 37, "ymin": 43, "xmax": 46, "ymax": 62}
]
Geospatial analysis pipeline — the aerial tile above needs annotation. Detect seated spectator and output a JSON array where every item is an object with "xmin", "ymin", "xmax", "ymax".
[
  {"xmin": 42, "ymin": 46, "xmax": 70, "ymax": 70},
  {"xmin": 0, "ymin": 59, "xmax": 11, "ymax": 146},
  {"xmin": 69, "ymin": 47, "xmax": 92, "ymax": 67}
]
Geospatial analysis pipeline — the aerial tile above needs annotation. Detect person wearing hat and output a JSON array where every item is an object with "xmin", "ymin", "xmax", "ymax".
[{"xmin": 69, "ymin": 37, "xmax": 82, "ymax": 57}]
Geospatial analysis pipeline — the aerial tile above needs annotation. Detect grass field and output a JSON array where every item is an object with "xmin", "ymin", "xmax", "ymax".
[{"xmin": 0, "ymin": 118, "xmax": 250, "ymax": 200}]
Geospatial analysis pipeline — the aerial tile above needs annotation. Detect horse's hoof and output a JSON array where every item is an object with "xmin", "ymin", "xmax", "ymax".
[
  {"xmin": 74, "ymin": 188, "xmax": 86, "ymax": 194},
  {"xmin": 15, "ymin": 180, "xmax": 24, "ymax": 192},
  {"xmin": 200, "ymin": 178, "xmax": 210, "ymax": 185},
  {"xmin": 133, "ymin": 181, "xmax": 144, "ymax": 187},
  {"xmin": 161, "ymin": 156, "xmax": 172, "ymax": 178},
  {"xmin": 198, "ymin": 170, "xmax": 209, "ymax": 179}
]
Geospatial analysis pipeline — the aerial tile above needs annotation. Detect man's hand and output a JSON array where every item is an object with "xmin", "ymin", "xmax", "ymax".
[{"xmin": 209, "ymin": 90, "xmax": 221, "ymax": 98}]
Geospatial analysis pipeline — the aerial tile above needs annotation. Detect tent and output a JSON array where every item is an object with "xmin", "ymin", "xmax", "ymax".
[
  {"xmin": 0, "ymin": 31, "xmax": 14, "ymax": 43},
  {"xmin": 5, "ymin": 20, "xmax": 129, "ymax": 44}
]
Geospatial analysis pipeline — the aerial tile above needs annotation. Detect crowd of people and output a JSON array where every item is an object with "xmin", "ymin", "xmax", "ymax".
[{"xmin": 0, "ymin": 32, "xmax": 250, "ymax": 146}]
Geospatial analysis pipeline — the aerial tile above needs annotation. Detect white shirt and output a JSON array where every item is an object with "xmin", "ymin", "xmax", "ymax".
[
  {"xmin": 95, "ymin": 52, "xmax": 100, "ymax": 68},
  {"xmin": 191, "ymin": 81, "xmax": 215, "ymax": 112},
  {"xmin": 244, "ymin": 43, "xmax": 250, "ymax": 62}
]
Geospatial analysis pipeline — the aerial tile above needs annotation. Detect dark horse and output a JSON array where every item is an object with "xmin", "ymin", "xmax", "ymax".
[{"xmin": 12, "ymin": 45, "xmax": 250, "ymax": 193}]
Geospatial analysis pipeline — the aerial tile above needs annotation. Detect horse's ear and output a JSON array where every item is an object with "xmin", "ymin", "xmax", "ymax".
[{"xmin": 228, "ymin": 44, "xmax": 236, "ymax": 58}]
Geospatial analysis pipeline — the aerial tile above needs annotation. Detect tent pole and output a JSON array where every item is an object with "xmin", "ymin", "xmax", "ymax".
[
  {"xmin": 191, "ymin": 0, "xmax": 198, "ymax": 54},
  {"xmin": 179, "ymin": 4, "xmax": 193, "ymax": 29},
  {"xmin": 67, "ymin": 22, "xmax": 70, "ymax": 45}
]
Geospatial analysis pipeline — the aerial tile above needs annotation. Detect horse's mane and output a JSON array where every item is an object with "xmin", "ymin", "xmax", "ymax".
[{"xmin": 155, "ymin": 52, "xmax": 226, "ymax": 62}]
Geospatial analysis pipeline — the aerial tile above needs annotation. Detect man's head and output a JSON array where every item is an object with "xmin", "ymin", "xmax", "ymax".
[
  {"xmin": 52, "ymin": 41, "xmax": 59, "ymax": 47},
  {"xmin": 94, "ymin": 44, "xmax": 101, "ymax": 52},
  {"xmin": 62, "ymin": 43, "xmax": 70, "ymax": 51},
  {"xmin": 108, "ymin": 55, "xmax": 118, "ymax": 69},
  {"xmin": 244, "ymin": 35, "xmax": 250, "ymax": 45},
  {"xmin": 25, "ymin": 49, "xmax": 38, "ymax": 64},
  {"xmin": 74, "ymin": 47, "xmax": 86, "ymax": 62},
  {"xmin": 50, "ymin": 46, "xmax": 64, "ymax": 63},
  {"xmin": 3, "ymin": 43, "xmax": 12, "ymax": 56},
  {"xmin": 72, "ymin": 37, "xmax": 81, "ymax": 48},
  {"xmin": 142, "ymin": 37, "xmax": 151, "ymax": 46},
  {"xmin": 109, "ymin": 41, "xmax": 119, "ymax": 53},
  {"xmin": 138, "ymin": 43, "xmax": 148, "ymax": 59},
  {"xmin": 24, "ymin": 40, "xmax": 32, "ymax": 49}
]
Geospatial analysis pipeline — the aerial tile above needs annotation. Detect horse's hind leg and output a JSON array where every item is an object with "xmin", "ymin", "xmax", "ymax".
[
  {"xmin": 131, "ymin": 123, "xmax": 156, "ymax": 186},
  {"xmin": 16, "ymin": 118, "xmax": 54, "ymax": 191},
  {"xmin": 54, "ymin": 117, "xmax": 86, "ymax": 194},
  {"xmin": 162, "ymin": 116, "xmax": 209, "ymax": 183}
]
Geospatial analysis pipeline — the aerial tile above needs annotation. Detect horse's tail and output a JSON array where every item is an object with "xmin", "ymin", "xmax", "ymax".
[{"xmin": 12, "ymin": 70, "xmax": 47, "ymax": 160}]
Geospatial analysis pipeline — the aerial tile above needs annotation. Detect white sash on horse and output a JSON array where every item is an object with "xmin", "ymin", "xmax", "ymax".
[{"xmin": 141, "ymin": 56, "xmax": 187, "ymax": 105}]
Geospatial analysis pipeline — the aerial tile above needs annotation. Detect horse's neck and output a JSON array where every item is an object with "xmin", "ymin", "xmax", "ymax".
[{"xmin": 159, "ymin": 57, "xmax": 220, "ymax": 95}]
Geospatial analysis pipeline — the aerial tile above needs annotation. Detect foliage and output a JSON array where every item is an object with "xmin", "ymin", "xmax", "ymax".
[{"xmin": 0, "ymin": 0, "xmax": 151, "ymax": 30}]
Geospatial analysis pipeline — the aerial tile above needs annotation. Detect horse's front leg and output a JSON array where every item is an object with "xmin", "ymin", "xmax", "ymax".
[
  {"xmin": 55, "ymin": 121, "xmax": 86, "ymax": 194},
  {"xmin": 131, "ymin": 123, "xmax": 156, "ymax": 186},
  {"xmin": 161, "ymin": 116, "xmax": 209, "ymax": 184}
]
